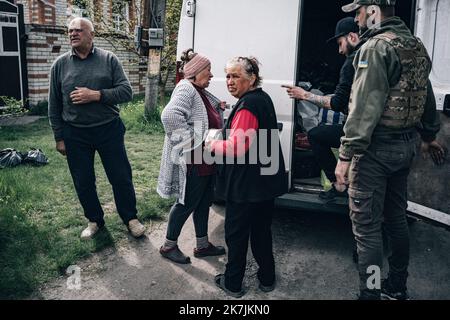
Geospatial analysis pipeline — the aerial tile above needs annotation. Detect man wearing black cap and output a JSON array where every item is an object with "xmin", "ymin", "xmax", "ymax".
[
  {"xmin": 283, "ymin": 17, "xmax": 361, "ymax": 200},
  {"xmin": 335, "ymin": 0, "xmax": 445, "ymax": 300}
]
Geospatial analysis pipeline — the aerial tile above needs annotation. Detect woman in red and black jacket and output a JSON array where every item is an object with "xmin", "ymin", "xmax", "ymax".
[{"xmin": 206, "ymin": 56, "xmax": 288, "ymax": 298}]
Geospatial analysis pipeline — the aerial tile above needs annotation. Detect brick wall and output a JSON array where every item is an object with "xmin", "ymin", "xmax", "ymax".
[
  {"xmin": 15, "ymin": 0, "xmax": 176, "ymax": 106},
  {"xmin": 55, "ymin": 0, "xmax": 66, "ymax": 26},
  {"xmin": 25, "ymin": 25, "xmax": 148, "ymax": 105},
  {"xmin": 166, "ymin": 71, "xmax": 176, "ymax": 92},
  {"xmin": 14, "ymin": 0, "xmax": 150, "ymax": 106},
  {"xmin": 19, "ymin": 0, "xmax": 30, "ymax": 23}
]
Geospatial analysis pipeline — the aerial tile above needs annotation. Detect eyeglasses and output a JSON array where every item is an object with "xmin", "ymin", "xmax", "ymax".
[{"xmin": 68, "ymin": 28, "xmax": 84, "ymax": 34}]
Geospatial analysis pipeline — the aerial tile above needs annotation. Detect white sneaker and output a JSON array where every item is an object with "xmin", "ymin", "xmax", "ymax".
[
  {"xmin": 128, "ymin": 219, "xmax": 145, "ymax": 238},
  {"xmin": 80, "ymin": 222, "xmax": 99, "ymax": 240}
]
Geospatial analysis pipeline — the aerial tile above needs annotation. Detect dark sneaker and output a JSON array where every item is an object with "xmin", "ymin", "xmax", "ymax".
[
  {"xmin": 381, "ymin": 279, "xmax": 409, "ymax": 300},
  {"xmin": 214, "ymin": 274, "xmax": 246, "ymax": 298},
  {"xmin": 358, "ymin": 289, "xmax": 381, "ymax": 300},
  {"xmin": 160, "ymin": 246, "xmax": 191, "ymax": 264},
  {"xmin": 258, "ymin": 281, "xmax": 275, "ymax": 293},
  {"xmin": 319, "ymin": 185, "xmax": 348, "ymax": 201},
  {"xmin": 194, "ymin": 242, "xmax": 226, "ymax": 258}
]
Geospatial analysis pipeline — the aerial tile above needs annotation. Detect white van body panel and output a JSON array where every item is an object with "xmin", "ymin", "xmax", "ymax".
[
  {"xmin": 176, "ymin": 0, "xmax": 195, "ymax": 55},
  {"xmin": 177, "ymin": 0, "xmax": 301, "ymax": 186},
  {"xmin": 415, "ymin": 0, "xmax": 450, "ymax": 110},
  {"xmin": 176, "ymin": 0, "xmax": 450, "ymax": 225}
]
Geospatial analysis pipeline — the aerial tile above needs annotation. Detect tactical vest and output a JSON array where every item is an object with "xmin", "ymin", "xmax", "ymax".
[{"xmin": 373, "ymin": 32, "xmax": 432, "ymax": 128}]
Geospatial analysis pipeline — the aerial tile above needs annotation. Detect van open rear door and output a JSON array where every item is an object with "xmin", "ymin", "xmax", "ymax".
[
  {"xmin": 180, "ymin": 0, "xmax": 301, "ymax": 185},
  {"xmin": 409, "ymin": 0, "xmax": 450, "ymax": 227}
]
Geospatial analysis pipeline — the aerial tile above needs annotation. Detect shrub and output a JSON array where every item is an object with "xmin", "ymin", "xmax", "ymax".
[
  {"xmin": 0, "ymin": 96, "xmax": 26, "ymax": 116},
  {"xmin": 28, "ymin": 100, "xmax": 49, "ymax": 116},
  {"xmin": 120, "ymin": 97, "xmax": 165, "ymax": 134}
]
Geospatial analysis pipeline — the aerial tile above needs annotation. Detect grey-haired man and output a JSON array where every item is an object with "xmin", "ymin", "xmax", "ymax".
[{"xmin": 49, "ymin": 18, "xmax": 145, "ymax": 240}]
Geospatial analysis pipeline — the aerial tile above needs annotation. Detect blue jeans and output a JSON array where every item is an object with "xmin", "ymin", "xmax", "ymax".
[{"xmin": 63, "ymin": 117, "xmax": 138, "ymax": 227}]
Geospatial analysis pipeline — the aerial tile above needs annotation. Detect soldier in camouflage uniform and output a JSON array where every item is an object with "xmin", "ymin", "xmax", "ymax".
[{"xmin": 336, "ymin": 0, "xmax": 446, "ymax": 300}]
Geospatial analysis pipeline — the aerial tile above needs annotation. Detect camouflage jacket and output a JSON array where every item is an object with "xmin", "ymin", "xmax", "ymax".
[{"xmin": 339, "ymin": 17, "xmax": 441, "ymax": 160}]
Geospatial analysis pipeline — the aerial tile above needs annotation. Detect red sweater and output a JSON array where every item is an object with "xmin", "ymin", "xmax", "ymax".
[
  {"xmin": 190, "ymin": 85, "xmax": 222, "ymax": 176},
  {"xmin": 211, "ymin": 109, "xmax": 259, "ymax": 157}
]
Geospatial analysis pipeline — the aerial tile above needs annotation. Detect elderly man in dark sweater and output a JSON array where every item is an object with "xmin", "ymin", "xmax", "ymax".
[{"xmin": 48, "ymin": 17, "xmax": 145, "ymax": 239}]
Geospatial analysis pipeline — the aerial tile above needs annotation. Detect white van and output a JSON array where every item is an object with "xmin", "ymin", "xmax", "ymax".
[{"xmin": 175, "ymin": 0, "xmax": 450, "ymax": 227}]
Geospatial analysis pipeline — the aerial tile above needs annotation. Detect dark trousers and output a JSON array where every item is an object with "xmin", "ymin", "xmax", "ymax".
[
  {"xmin": 348, "ymin": 130, "xmax": 417, "ymax": 296},
  {"xmin": 166, "ymin": 166, "xmax": 213, "ymax": 241},
  {"xmin": 63, "ymin": 117, "xmax": 137, "ymax": 227},
  {"xmin": 224, "ymin": 199, "xmax": 275, "ymax": 292},
  {"xmin": 308, "ymin": 124, "xmax": 344, "ymax": 182}
]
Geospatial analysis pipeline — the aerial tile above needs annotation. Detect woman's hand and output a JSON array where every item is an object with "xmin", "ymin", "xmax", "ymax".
[{"xmin": 219, "ymin": 101, "xmax": 228, "ymax": 110}]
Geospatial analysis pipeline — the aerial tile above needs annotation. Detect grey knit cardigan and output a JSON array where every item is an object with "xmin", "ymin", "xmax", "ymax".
[{"xmin": 157, "ymin": 79, "xmax": 222, "ymax": 204}]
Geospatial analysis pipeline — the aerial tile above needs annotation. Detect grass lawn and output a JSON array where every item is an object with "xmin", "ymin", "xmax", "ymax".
[{"xmin": 0, "ymin": 98, "xmax": 172, "ymax": 299}]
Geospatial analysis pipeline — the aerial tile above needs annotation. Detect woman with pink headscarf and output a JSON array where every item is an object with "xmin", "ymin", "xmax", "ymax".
[{"xmin": 157, "ymin": 49, "xmax": 226, "ymax": 264}]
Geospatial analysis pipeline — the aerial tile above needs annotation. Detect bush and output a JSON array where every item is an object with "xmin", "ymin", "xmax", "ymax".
[
  {"xmin": 120, "ymin": 97, "xmax": 165, "ymax": 134},
  {"xmin": 28, "ymin": 100, "xmax": 48, "ymax": 116},
  {"xmin": 0, "ymin": 96, "xmax": 26, "ymax": 116}
]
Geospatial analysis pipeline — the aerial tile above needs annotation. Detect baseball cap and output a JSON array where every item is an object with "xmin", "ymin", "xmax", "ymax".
[
  {"xmin": 342, "ymin": 0, "xmax": 396, "ymax": 13},
  {"xmin": 327, "ymin": 17, "xmax": 359, "ymax": 43}
]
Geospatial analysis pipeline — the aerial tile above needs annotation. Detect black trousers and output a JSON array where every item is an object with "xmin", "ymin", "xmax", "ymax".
[
  {"xmin": 63, "ymin": 118, "xmax": 138, "ymax": 227},
  {"xmin": 166, "ymin": 166, "xmax": 213, "ymax": 241},
  {"xmin": 224, "ymin": 199, "xmax": 275, "ymax": 292},
  {"xmin": 308, "ymin": 124, "xmax": 344, "ymax": 182}
]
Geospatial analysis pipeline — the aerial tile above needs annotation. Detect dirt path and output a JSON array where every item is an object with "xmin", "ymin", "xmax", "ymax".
[
  {"xmin": 34, "ymin": 205, "xmax": 450, "ymax": 300},
  {"xmin": 0, "ymin": 115, "xmax": 44, "ymax": 126}
]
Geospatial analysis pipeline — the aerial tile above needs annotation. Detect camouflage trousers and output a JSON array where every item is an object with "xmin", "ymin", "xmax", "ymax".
[{"xmin": 348, "ymin": 130, "xmax": 418, "ymax": 297}]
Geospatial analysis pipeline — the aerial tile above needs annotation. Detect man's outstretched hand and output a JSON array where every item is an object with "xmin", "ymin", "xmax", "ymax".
[
  {"xmin": 421, "ymin": 140, "xmax": 446, "ymax": 165},
  {"xmin": 282, "ymin": 84, "xmax": 308, "ymax": 100}
]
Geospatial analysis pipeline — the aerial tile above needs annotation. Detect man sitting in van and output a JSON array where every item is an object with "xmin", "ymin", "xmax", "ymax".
[{"xmin": 284, "ymin": 17, "xmax": 361, "ymax": 200}]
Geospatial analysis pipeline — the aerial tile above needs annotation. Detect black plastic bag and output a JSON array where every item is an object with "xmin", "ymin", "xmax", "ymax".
[
  {"xmin": 0, "ymin": 148, "xmax": 23, "ymax": 168},
  {"xmin": 22, "ymin": 148, "xmax": 49, "ymax": 166}
]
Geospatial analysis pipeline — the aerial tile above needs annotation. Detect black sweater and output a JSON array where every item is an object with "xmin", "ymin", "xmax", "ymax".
[{"xmin": 330, "ymin": 43, "xmax": 362, "ymax": 115}]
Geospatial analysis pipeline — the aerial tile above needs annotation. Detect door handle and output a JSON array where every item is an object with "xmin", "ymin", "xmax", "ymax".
[{"xmin": 277, "ymin": 122, "xmax": 283, "ymax": 131}]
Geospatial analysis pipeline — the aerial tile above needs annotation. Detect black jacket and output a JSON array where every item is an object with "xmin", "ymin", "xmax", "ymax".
[
  {"xmin": 216, "ymin": 88, "xmax": 288, "ymax": 203},
  {"xmin": 330, "ymin": 43, "xmax": 362, "ymax": 114}
]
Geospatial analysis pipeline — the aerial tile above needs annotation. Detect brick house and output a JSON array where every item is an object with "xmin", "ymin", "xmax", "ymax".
[{"xmin": 1, "ymin": 0, "xmax": 149, "ymax": 107}]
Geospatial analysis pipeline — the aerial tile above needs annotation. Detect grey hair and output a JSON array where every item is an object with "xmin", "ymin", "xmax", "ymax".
[
  {"xmin": 226, "ymin": 56, "xmax": 262, "ymax": 87},
  {"xmin": 68, "ymin": 17, "xmax": 95, "ymax": 32}
]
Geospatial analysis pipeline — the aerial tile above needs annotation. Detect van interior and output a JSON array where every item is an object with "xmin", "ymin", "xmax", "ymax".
[{"xmin": 291, "ymin": 0, "xmax": 416, "ymax": 199}]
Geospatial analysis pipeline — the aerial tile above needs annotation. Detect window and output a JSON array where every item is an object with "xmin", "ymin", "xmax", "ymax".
[
  {"xmin": 2, "ymin": 26, "xmax": 18, "ymax": 52},
  {"xmin": 112, "ymin": 1, "xmax": 130, "ymax": 33},
  {"xmin": 67, "ymin": 0, "xmax": 89, "ymax": 19}
]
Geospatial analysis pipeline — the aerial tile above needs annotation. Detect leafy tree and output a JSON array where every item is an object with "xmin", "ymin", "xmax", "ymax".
[
  {"xmin": 159, "ymin": 0, "xmax": 182, "ymax": 97},
  {"xmin": 70, "ymin": 0, "xmax": 183, "ymax": 103}
]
